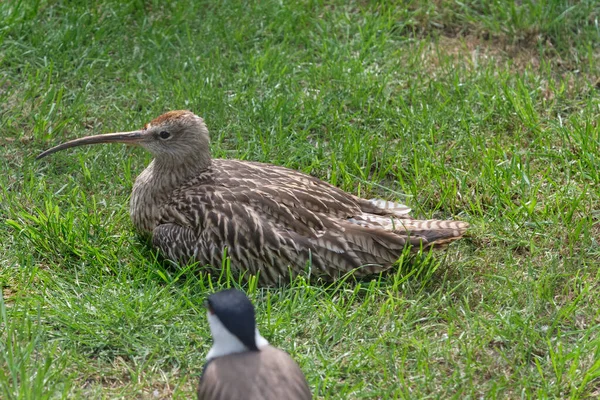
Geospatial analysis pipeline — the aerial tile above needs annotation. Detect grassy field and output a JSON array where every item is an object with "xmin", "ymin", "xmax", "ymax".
[{"xmin": 1, "ymin": 0, "xmax": 600, "ymax": 398}]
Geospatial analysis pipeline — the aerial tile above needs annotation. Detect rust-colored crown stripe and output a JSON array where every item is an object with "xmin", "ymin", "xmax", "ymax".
[{"xmin": 151, "ymin": 110, "xmax": 192, "ymax": 126}]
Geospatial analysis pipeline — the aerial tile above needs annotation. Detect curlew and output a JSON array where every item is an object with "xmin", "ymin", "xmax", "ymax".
[
  {"xmin": 197, "ymin": 288, "xmax": 311, "ymax": 400},
  {"xmin": 37, "ymin": 110, "xmax": 468, "ymax": 285}
]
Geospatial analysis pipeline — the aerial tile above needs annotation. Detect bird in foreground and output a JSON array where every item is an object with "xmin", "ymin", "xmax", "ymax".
[
  {"xmin": 198, "ymin": 288, "xmax": 311, "ymax": 400},
  {"xmin": 37, "ymin": 110, "xmax": 469, "ymax": 285}
]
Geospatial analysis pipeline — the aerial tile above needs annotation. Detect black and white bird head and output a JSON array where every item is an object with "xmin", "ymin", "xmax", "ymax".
[
  {"xmin": 198, "ymin": 288, "xmax": 312, "ymax": 400},
  {"xmin": 205, "ymin": 288, "xmax": 269, "ymax": 360}
]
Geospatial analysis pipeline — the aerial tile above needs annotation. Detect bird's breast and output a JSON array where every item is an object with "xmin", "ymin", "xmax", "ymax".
[{"xmin": 130, "ymin": 167, "xmax": 164, "ymax": 234}]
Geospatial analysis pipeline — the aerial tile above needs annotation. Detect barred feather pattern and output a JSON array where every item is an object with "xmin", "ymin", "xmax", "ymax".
[
  {"xmin": 142, "ymin": 159, "xmax": 469, "ymax": 286},
  {"xmin": 39, "ymin": 110, "xmax": 468, "ymax": 286}
]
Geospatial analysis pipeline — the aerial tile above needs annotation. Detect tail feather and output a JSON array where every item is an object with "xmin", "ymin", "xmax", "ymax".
[
  {"xmin": 367, "ymin": 198, "xmax": 411, "ymax": 216},
  {"xmin": 393, "ymin": 219, "xmax": 468, "ymax": 246},
  {"xmin": 348, "ymin": 213, "xmax": 468, "ymax": 249},
  {"xmin": 308, "ymin": 215, "xmax": 468, "ymax": 278}
]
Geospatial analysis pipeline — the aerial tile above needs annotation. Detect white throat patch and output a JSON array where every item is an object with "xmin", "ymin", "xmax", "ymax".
[{"xmin": 206, "ymin": 311, "xmax": 269, "ymax": 360}]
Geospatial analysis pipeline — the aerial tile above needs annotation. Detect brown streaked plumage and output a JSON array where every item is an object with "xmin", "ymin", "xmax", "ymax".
[{"xmin": 37, "ymin": 110, "xmax": 469, "ymax": 285}]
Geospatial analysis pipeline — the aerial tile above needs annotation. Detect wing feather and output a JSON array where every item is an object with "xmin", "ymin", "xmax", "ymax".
[{"xmin": 154, "ymin": 160, "xmax": 467, "ymax": 285}]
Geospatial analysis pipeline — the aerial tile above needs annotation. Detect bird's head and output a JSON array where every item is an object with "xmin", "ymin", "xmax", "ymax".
[
  {"xmin": 205, "ymin": 288, "xmax": 269, "ymax": 360},
  {"xmin": 37, "ymin": 110, "xmax": 211, "ymax": 166}
]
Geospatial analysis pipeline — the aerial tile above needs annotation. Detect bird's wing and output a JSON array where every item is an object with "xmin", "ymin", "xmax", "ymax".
[
  {"xmin": 210, "ymin": 159, "xmax": 411, "ymax": 217},
  {"xmin": 256, "ymin": 347, "xmax": 312, "ymax": 400},
  {"xmin": 154, "ymin": 183, "xmax": 426, "ymax": 285},
  {"xmin": 197, "ymin": 357, "xmax": 253, "ymax": 399}
]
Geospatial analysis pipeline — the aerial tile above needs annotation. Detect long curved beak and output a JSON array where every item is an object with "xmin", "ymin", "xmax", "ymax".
[{"xmin": 36, "ymin": 130, "xmax": 145, "ymax": 160}]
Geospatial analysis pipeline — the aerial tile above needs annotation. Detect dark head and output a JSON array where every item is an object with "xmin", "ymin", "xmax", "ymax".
[
  {"xmin": 205, "ymin": 288, "xmax": 269, "ymax": 360},
  {"xmin": 36, "ymin": 110, "xmax": 211, "ymax": 167}
]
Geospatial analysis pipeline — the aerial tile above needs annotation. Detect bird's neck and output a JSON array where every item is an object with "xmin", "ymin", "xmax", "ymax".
[
  {"xmin": 206, "ymin": 313, "xmax": 269, "ymax": 361},
  {"xmin": 130, "ymin": 156, "xmax": 212, "ymax": 233},
  {"xmin": 153, "ymin": 149, "xmax": 212, "ymax": 177}
]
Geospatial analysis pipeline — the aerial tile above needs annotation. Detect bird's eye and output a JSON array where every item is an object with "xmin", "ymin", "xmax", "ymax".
[{"xmin": 159, "ymin": 131, "xmax": 171, "ymax": 140}]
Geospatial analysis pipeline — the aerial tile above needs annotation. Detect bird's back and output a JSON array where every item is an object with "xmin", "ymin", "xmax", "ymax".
[
  {"xmin": 155, "ymin": 158, "xmax": 468, "ymax": 285},
  {"xmin": 197, "ymin": 345, "xmax": 311, "ymax": 400}
]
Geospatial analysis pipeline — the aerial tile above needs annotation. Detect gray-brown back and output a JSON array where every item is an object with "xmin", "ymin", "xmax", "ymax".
[{"xmin": 197, "ymin": 345, "xmax": 311, "ymax": 400}]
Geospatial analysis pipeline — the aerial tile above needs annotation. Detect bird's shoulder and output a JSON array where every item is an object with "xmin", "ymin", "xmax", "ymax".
[
  {"xmin": 198, "ymin": 346, "xmax": 311, "ymax": 400},
  {"xmin": 166, "ymin": 159, "xmax": 365, "ymax": 218}
]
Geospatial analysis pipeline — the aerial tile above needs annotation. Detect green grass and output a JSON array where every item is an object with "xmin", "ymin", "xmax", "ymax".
[{"xmin": 1, "ymin": 0, "xmax": 600, "ymax": 398}]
